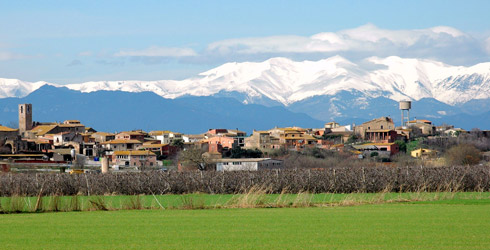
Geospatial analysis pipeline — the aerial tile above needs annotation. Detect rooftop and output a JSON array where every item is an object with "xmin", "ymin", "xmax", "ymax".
[
  {"xmin": 30, "ymin": 125, "xmax": 57, "ymax": 135},
  {"xmin": 102, "ymin": 139, "xmax": 143, "ymax": 144},
  {"xmin": 113, "ymin": 150, "xmax": 156, "ymax": 156},
  {"xmin": 0, "ymin": 125, "xmax": 18, "ymax": 132},
  {"xmin": 213, "ymin": 158, "xmax": 278, "ymax": 163}
]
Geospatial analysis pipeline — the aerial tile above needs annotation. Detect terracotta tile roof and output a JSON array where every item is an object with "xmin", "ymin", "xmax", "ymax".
[
  {"xmin": 102, "ymin": 139, "xmax": 143, "ymax": 144},
  {"xmin": 0, "ymin": 154, "xmax": 46, "ymax": 157},
  {"xmin": 141, "ymin": 144, "xmax": 169, "ymax": 148},
  {"xmin": 92, "ymin": 132, "xmax": 115, "ymax": 136},
  {"xmin": 113, "ymin": 150, "xmax": 155, "ymax": 156},
  {"xmin": 30, "ymin": 125, "xmax": 57, "ymax": 135},
  {"xmin": 364, "ymin": 143, "xmax": 395, "ymax": 146},
  {"xmin": 58, "ymin": 124, "xmax": 84, "ymax": 128},
  {"xmin": 118, "ymin": 131, "xmax": 145, "ymax": 136},
  {"xmin": 149, "ymin": 130, "xmax": 179, "ymax": 136},
  {"xmin": 0, "ymin": 125, "xmax": 18, "ymax": 132}
]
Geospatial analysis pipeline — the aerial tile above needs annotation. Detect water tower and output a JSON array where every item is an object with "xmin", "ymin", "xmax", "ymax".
[{"xmin": 399, "ymin": 100, "xmax": 411, "ymax": 127}]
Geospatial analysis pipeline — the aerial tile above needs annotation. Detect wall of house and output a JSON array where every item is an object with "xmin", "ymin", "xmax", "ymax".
[
  {"xmin": 258, "ymin": 160, "xmax": 283, "ymax": 169},
  {"xmin": 217, "ymin": 161, "xmax": 258, "ymax": 171},
  {"xmin": 354, "ymin": 117, "xmax": 395, "ymax": 139}
]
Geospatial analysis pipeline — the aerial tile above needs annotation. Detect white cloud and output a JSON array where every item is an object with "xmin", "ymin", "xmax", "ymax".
[
  {"xmin": 79, "ymin": 51, "xmax": 93, "ymax": 56},
  {"xmin": 208, "ymin": 24, "xmax": 471, "ymax": 53},
  {"xmin": 203, "ymin": 24, "xmax": 487, "ymax": 65},
  {"xmin": 113, "ymin": 24, "xmax": 489, "ymax": 66},
  {"xmin": 0, "ymin": 51, "xmax": 28, "ymax": 61},
  {"xmin": 115, "ymin": 46, "xmax": 197, "ymax": 57},
  {"xmin": 485, "ymin": 37, "xmax": 490, "ymax": 54}
]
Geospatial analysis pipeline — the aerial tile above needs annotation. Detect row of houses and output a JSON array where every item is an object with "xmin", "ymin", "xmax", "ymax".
[{"xmin": 1, "ymin": 103, "xmax": 485, "ymax": 171}]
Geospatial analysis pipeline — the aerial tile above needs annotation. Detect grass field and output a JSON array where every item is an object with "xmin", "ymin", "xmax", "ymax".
[
  {"xmin": 2, "ymin": 192, "xmax": 490, "ymax": 212},
  {"xmin": 1, "ymin": 199, "xmax": 490, "ymax": 249}
]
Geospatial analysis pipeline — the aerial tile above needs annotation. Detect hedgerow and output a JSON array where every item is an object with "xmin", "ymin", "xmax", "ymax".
[{"xmin": 1, "ymin": 165, "xmax": 489, "ymax": 196}]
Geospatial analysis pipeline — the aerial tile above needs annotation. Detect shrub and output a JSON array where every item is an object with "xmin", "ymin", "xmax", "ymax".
[
  {"xmin": 2, "ymin": 165, "xmax": 490, "ymax": 196},
  {"xmin": 445, "ymin": 144, "xmax": 481, "ymax": 166}
]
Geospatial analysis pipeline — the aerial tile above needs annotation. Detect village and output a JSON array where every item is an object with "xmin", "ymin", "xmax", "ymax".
[{"xmin": 0, "ymin": 102, "xmax": 488, "ymax": 173}]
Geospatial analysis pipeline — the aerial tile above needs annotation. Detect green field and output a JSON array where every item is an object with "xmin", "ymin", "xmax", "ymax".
[
  {"xmin": 1, "ymin": 200, "xmax": 490, "ymax": 249},
  {"xmin": 2, "ymin": 192, "xmax": 490, "ymax": 212}
]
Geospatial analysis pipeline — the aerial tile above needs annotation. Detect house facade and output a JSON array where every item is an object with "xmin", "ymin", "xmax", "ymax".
[
  {"xmin": 116, "ymin": 131, "xmax": 145, "ymax": 142},
  {"xmin": 91, "ymin": 132, "xmax": 116, "ymax": 143},
  {"xmin": 207, "ymin": 136, "xmax": 235, "ymax": 153},
  {"xmin": 244, "ymin": 130, "xmax": 281, "ymax": 149},
  {"xmin": 112, "ymin": 150, "xmax": 156, "ymax": 168},
  {"xmin": 215, "ymin": 158, "xmax": 283, "ymax": 171},
  {"xmin": 408, "ymin": 120, "xmax": 436, "ymax": 135},
  {"xmin": 149, "ymin": 131, "xmax": 183, "ymax": 144},
  {"xmin": 353, "ymin": 142, "xmax": 399, "ymax": 157},
  {"xmin": 354, "ymin": 117, "xmax": 396, "ymax": 142},
  {"xmin": 102, "ymin": 139, "xmax": 143, "ymax": 151}
]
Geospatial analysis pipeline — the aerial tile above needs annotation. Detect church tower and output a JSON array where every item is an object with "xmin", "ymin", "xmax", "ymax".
[{"xmin": 19, "ymin": 103, "xmax": 33, "ymax": 135}]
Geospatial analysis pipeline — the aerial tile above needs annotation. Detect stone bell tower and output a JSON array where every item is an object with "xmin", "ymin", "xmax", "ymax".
[{"xmin": 18, "ymin": 103, "xmax": 33, "ymax": 135}]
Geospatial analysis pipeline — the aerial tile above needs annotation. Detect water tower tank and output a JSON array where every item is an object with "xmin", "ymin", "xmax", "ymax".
[{"xmin": 399, "ymin": 101, "xmax": 411, "ymax": 110}]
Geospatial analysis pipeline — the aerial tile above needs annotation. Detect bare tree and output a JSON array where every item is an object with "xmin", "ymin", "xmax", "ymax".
[
  {"xmin": 178, "ymin": 148, "xmax": 210, "ymax": 170},
  {"xmin": 445, "ymin": 144, "xmax": 481, "ymax": 166}
]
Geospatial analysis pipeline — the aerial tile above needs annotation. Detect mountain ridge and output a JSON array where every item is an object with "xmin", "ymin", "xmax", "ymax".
[
  {"xmin": 0, "ymin": 85, "xmax": 323, "ymax": 133},
  {"xmin": 1, "ymin": 56, "xmax": 489, "ymax": 107}
]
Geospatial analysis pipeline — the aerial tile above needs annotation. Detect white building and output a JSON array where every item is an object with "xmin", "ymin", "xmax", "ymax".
[
  {"xmin": 149, "ymin": 131, "xmax": 183, "ymax": 144},
  {"xmin": 215, "ymin": 158, "xmax": 283, "ymax": 171}
]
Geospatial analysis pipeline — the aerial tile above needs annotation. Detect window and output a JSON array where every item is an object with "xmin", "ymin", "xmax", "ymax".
[
  {"xmin": 368, "ymin": 127, "xmax": 371, "ymax": 129},
  {"xmin": 381, "ymin": 125, "xmax": 383, "ymax": 129},
  {"xmin": 20, "ymin": 106, "xmax": 23, "ymax": 114}
]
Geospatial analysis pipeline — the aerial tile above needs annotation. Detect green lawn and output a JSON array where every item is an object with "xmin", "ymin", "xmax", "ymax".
[
  {"xmin": 1, "ymin": 201, "xmax": 490, "ymax": 249},
  {"xmin": 2, "ymin": 192, "xmax": 490, "ymax": 212}
]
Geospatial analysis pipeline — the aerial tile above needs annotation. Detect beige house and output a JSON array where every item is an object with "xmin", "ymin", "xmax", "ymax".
[
  {"xmin": 52, "ymin": 132, "xmax": 82, "ymax": 146},
  {"xmin": 408, "ymin": 120, "xmax": 436, "ymax": 135},
  {"xmin": 101, "ymin": 139, "xmax": 143, "ymax": 151},
  {"xmin": 411, "ymin": 148, "xmax": 438, "ymax": 158},
  {"xmin": 91, "ymin": 132, "xmax": 116, "ymax": 143},
  {"xmin": 28, "ymin": 122, "xmax": 85, "ymax": 139},
  {"xmin": 112, "ymin": 150, "xmax": 156, "ymax": 168},
  {"xmin": 354, "ymin": 117, "xmax": 395, "ymax": 140},
  {"xmin": 116, "ymin": 131, "xmax": 145, "ymax": 142},
  {"xmin": 244, "ymin": 130, "xmax": 281, "ymax": 149}
]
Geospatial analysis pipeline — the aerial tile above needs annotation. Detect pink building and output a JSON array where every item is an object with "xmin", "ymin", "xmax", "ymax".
[
  {"xmin": 115, "ymin": 131, "xmax": 145, "ymax": 142},
  {"xmin": 112, "ymin": 150, "xmax": 157, "ymax": 168},
  {"xmin": 207, "ymin": 136, "xmax": 235, "ymax": 153}
]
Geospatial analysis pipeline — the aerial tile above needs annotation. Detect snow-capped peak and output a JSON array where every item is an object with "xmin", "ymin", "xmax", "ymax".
[{"xmin": 1, "ymin": 56, "xmax": 489, "ymax": 106}]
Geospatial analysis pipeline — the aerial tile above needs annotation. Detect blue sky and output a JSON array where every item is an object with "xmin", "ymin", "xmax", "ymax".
[{"xmin": 1, "ymin": 0, "xmax": 490, "ymax": 83}]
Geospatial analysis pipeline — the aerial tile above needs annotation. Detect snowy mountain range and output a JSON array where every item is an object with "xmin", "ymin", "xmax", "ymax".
[{"xmin": 0, "ymin": 56, "xmax": 489, "ymax": 129}]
